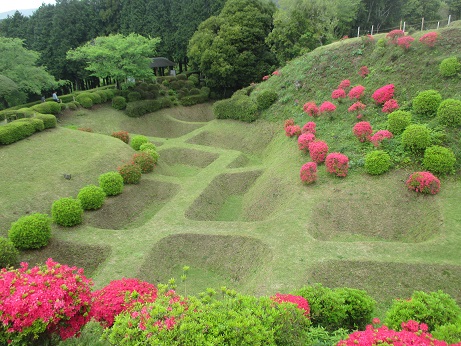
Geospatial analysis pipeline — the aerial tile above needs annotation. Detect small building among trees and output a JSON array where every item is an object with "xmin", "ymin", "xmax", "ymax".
[{"xmin": 150, "ymin": 57, "xmax": 175, "ymax": 76}]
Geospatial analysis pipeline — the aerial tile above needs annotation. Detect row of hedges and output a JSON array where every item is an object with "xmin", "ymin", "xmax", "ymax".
[
  {"xmin": 125, "ymin": 97, "xmax": 173, "ymax": 117},
  {"xmin": 0, "ymin": 114, "xmax": 56, "ymax": 145}
]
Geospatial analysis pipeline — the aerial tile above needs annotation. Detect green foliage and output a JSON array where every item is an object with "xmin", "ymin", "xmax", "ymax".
[
  {"xmin": 77, "ymin": 185, "xmax": 106, "ymax": 210},
  {"xmin": 334, "ymin": 287, "xmax": 376, "ymax": 331},
  {"xmin": 364, "ymin": 150, "xmax": 392, "ymax": 175},
  {"xmin": 439, "ymin": 56, "xmax": 461, "ymax": 77},
  {"xmin": 387, "ymin": 110, "xmax": 412, "ymax": 135},
  {"xmin": 98, "ymin": 172, "xmax": 124, "ymax": 196},
  {"xmin": 130, "ymin": 135, "xmax": 149, "ymax": 150},
  {"xmin": 384, "ymin": 290, "xmax": 461, "ymax": 331},
  {"xmin": 412, "ymin": 90, "xmax": 442, "ymax": 118},
  {"xmin": 51, "ymin": 197, "xmax": 84, "ymax": 227},
  {"xmin": 35, "ymin": 114, "xmax": 57, "ymax": 128},
  {"xmin": 0, "ymin": 237, "xmax": 19, "ymax": 269},
  {"xmin": 31, "ymin": 101, "xmax": 62, "ymax": 115},
  {"xmin": 0, "ymin": 120, "xmax": 36, "ymax": 145},
  {"xmin": 132, "ymin": 152, "xmax": 155, "ymax": 173},
  {"xmin": 118, "ymin": 163, "xmax": 142, "ymax": 184},
  {"xmin": 87, "ymin": 92, "xmax": 102, "ymax": 104},
  {"xmin": 8, "ymin": 213, "xmax": 51, "ymax": 249},
  {"xmin": 213, "ymin": 95, "xmax": 258, "ymax": 122},
  {"xmin": 15, "ymin": 118, "xmax": 45, "ymax": 132},
  {"xmin": 139, "ymin": 142, "xmax": 157, "ymax": 152},
  {"xmin": 125, "ymin": 98, "xmax": 172, "ymax": 117},
  {"xmin": 75, "ymin": 95, "xmax": 93, "ymax": 109},
  {"xmin": 188, "ymin": 74, "xmax": 199, "ymax": 85},
  {"xmin": 433, "ymin": 322, "xmax": 461, "ymax": 344},
  {"xmin": 437, "ymin": 98, "xmax": 461, "ymax": 127},
  {"xmin": 256, "ymin": 90, "xmax": 278, "ymax": 110},
  {"xmin": 127, "ymin": 91, "xmax": 142, "ymax": 102},
  {"xmin": 94, "ymin": 90, "xmax": 108, "ymax": 103},
  {"xmin": 112, "ymin": 96, "xmax": 127, "ymax": 110},
  {"xmin": 422, "ymin": 145, "xmax": 456, "ymax": 175},
  {"xmin": 401, "ymin": 124, "xmax": 431, "ymax": 152},
  {"xmin": 179, "ymin": 93, "xmax": 209, "ymax": 106}
]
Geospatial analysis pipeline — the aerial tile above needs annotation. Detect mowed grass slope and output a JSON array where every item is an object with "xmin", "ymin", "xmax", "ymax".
[{"xmin": 2, "ymin": 25, "xmax": 461, "ymax": 319}]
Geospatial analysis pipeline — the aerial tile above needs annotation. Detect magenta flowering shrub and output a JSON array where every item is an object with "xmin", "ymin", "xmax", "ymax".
[
  {"xmin": 338, "ymin": 79, "xmax": 351, "ymax": 89},
  {"xmin": 358, "ymin": 66, "xmax": 369, "ymax": 78},
  {"xmin": 300, "ymin": 162, "xmax": 317, "ymax": 184},
  {"xmin": 303, "ymin": 101, "xmax": 319, "ymax": 117},
  {"xmin": 397, "ymin": 35, "xmax": 415, "ymax": 50},
  {"xmin": 406, "ymin": 171, "xmax": 441, "ymax": 195},
  {"xmin": 298, "ymin": 133, "xmax": 316, "ymax": 151},
  {"xmin": 271, "ymin": 293, "xmax": 310, "ymax": 317},
  {"xmin": 331, "ymin": 89, "xmax": 346, "ymax": 100},
  {"xmin": 353, "ymin": 121, "xmax": 373, "ymax": 142},
  {"xmin": 420, "ymin": 32, "xmax": 438, "ymax": 47},
  {"xmin": 0, "ymin": 259, "xmax": 92, "ymax": 343},
  {"xmin": 262, "ymin": 75, "xmax": 269, "ymax": 81},
  {"xmin": 272, "ymin": 70, "xmax": 280, "ymax": 76},
  {"xmin": 325, "ymin": 153, "xmax": 349, "ymax": 177},
  {"xmin": 386, "ymin": 29, "xmax": 405, "ymax": 43},
  {"xmin": 382, "ymin": 99, "xmax": 399, "ymax": 113},
  {"xmin": 348, "ymin": 85, "xmax": 365, "ymax": 100},
  {"xmin": 284, "ymin": 118, "xmax": 295, "ymax": 128},
  {"xmin": 370, "ymin": 130, "xmax": 393, "ymax": 147},
  {"xmin": 285, "ymin": 125, "xmax": 301, "ymax": 137},
  {"xmin": 308, "ymin": 141, "xmax": 329, "ymax": 163},
  {"xmin": 91, "ymin": 278, "xmax": 158, "ymax": 328},
  {"xmin": 348, "ymin": 101, "xmax": 366, "ymax": 116},
  {"xmin": 319, "ymin": 101, "xmax": 336, "ymax": 114},
  {"xmin": 372, "ymin": 84, "xmax": 395, "ymax": 104},
  {"xmin": 301, "ymin": 121, "xmax": 316, "ymax": 134}
]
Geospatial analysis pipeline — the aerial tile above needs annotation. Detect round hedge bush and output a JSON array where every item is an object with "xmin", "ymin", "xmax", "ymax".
[
  {"xmin": 401, "ymin": 124, "xmax": 431, "ymax": 152},
  {"xmin": 422, "ymin": 145, "xmax": 456, "ymax": 175},
  {"xmin": 0, "ymin": 237, "xmax": 19, "ymax": 268},
  {"xmin": 406, "ymin": 171, "xmax": 441, "ymax": 194},
  {"xmin": 139, "ymin": 142, "xmax": 157, "ymax": 151},
  {"xmin": 132, "ymin": 152, "xmax": 155, "ymax": 173},
  {"xmin": 364, "ymin": 150, "xmax": 391, "ymax": 175},
  {"xmin": 98, "ymin": 171, "xmax": 124, "ymax": 196},
  {"xmin": 112, "ymin": 96, "xmax": 127, "ymax": 110},
  {"xmin": 437, "ymin": 98, "xmax": 461, "ymax": 127},
  {"xmin": 8, "ymin": 213, "xmax": 51, "ymax": 249},
  {"xmin": 51, "ymin": 198, "xmax": 84, "ymax": 227},
  {"xmin": 76, "ymin": 96, "xmax": 93, "ymax": 109},
  {"xmin": 118, "ymin": 163, "xmax": 142, "ymax": 184},
  {"xmin": 439, "ymin": 57, "xmax": 461, "ymax": 77},
  {"xmin": 412, "ymin": 90, "xmax": 442, "ymax": 117},
  {"xmin": 387, "ymin": 110, "xmax": 412, "ymax": 135},
  {"xmin": 256, "ymin": 90, "xmax": 278, "ymax": 110},
  {"xmin": 77, "ymin": 185, "xmax": 106, "ymax": 210},
  {"xmin": 130, "ymin": 135, "xmax": 149, "ymax": 150},
  {"xmin": 95, "ymin": 90, "xmax": 108, "ymax": 103},
  {"xmin": 127, "ymin": 91, "xmax": 142, "ymax": 102},
  {"xmin": 141, "ymin": 148, "xmax": 159, "ymax": 164}
]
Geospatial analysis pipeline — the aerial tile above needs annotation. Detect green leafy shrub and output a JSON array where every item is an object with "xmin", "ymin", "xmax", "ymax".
[
  {"xmin": 384, "ymin": 290, "xmax": 461, "ymax": 331},
  {"xmin": 387, "ymin": 110, "xmax": 412, "ymax": 135},
  {"xmin": 112, "ymin": 96, "xmax": 127, "ymax": 110},
  {"xmin": 422, "ymin": 145, "xmax": 456, "ymax": 175},
  {"xmin": 77, "ymin": 185, "xmax": 106, "ymax": 210},
  {"xmin": 141, "ymin": 148, "xmax": 160, "ymax": 164},
  {"xmin": 437, "ymin": 98, "xmax": 461, "ymax": 127},
  {"xmin": 176, "ymin": 74, "xmax": 187, "ymax": 81},
  {"xmin": 364, "ymin": 150, "xmax": 391, "ymax": 175},
  {"xmin": 0, "ymin": 237, "xmax": 19, "ymax": 268},
  {"xmin": 401, "ymin": 124, "xmax": 431, "ymax": 152},
  {"xmin": 105, "ymin": 89, "xmax": 115, "ymax": 99},
  {"xmin": 94, "ymin": 90, "xmax": 108, "ymax": 103},
  {"xmin": 256, "ymin": 90, "xmax": 278, "ymax": 110},
  {"xmin": 433, "ymin": 322, "xmax": 461, "ymax": 344},
  {"xmin": 66, "ymin": 101, "xmax": 78, "ymax": 110},
  {"xmin": 132, "ymin": 152, "xmax": 155, "ymax": 173},
  {"xmin": 0, "ymin": 120, "xmax": 36, "ymax": 145},
  {"xmin": 179, "ymin": 93, "xmax": 209, "ymax": 106},
  {"xmin": 15, "ymin": 118, "xmax": 45, "ymax": 132},
  {"xmin": 188, "ymin": 74, "xmax": 199, "ymax": 85},
  {"xmin": 87, "ymin": 92, "xmax": 102, "ymax": 104},
  {"xmin": 439, "ymin": 56, "xmax": 461, "ymax": 77},
  {"xmin": 334, "ymin": 287, "xmax": 376, "ymax": 331},
  {"xmin": 51, "ymin": 198, "xmax": 84, "ymax": 227},
  {"xmin": 213, "ymin": 95, "xmax": 258, "ymax": 122},
  {"xmin": 76, "ymin": 96, "xmax": 93, "ymax": 109},
  {"xmin": 8, "ymin": 213, "xmax": 51, "ymax": 249},
  {"xmin": 127, "ymin": 91, "xmax": 142, "ymax": 102},
  {"xmin": 35, "ymin": 114, "xmax": 57, "ymax": 128},
  {"xmin": 98, "ymin": 172, "xmax": 124, "ymax": 196},
  {"xmin": 139, "ymin": 142, "xmax": 156, "ymax": 151},
  {"xmin": 412, "ymin": 90, "xmax": 442, "ymax": 117},
  {"xmin": 125, "ymin": 98, "xmax": 172, "ymax": 117},
  {"xmin": 118, "ymin": 163, "xmax": 142, "ymax": 184},
  {"xmin": 31, "ymin": 101, "xmax": 62, "ymax": 115},
  {"xmin": 130, "ymin": 135, "xmax": 148, "ymax": 150}
]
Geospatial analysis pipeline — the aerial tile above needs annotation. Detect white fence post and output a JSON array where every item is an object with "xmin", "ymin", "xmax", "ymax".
[
  {"xmin": 371, "ymin": 25, "xmax": 374, "ymax": 35},
  {"xmin": 448, "ymin": 15, "xmax": 451, "ymax": 26},
  {"xmin": 403, "ymin": 22, "xmax": 406, "ymax": 33},
  {"xmin": 357, "ymin": 27, "xmax": 360, "ymax": 37},
  {"xmin": 421, "ymin": 17, "xmax": 424, "ymax": 31},
  {"xmin": 437, "ymin": 22, "xmax": 440, "ymax": 29}
]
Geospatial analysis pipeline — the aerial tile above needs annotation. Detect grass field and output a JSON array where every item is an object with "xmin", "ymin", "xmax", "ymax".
[{"xmin": 2, "ymin": 25, "xmax": 461, "ymax": 321}]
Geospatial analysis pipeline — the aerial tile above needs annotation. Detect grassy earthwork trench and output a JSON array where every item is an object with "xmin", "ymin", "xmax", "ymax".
[{"xmin": 2, "ymin": 24, "xmax": 461, "ymax": 320}]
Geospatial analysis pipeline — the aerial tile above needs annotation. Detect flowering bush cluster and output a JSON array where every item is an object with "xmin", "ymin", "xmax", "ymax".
[
  {"xmin": 325, "ymin": 153, "xmax": 349, "ymax": 177},
  {"xmin": 303, "ymin": 101, "xmax": 319, "ymax": 117},
  {"xmin": 370, "ymin": 130, "xmax": 393, "ymax": 147},
  {"xmin": 262, "ymin": 75, "xmax": 269, "ymax": 81},
  {"xmin": 348, "ymin": 85, "xmax": 365, "ymax": 100},
  {"xmin": 331, "ymin": 89, "xmax": 346, "ymax": 100},
  {"xmin": 338, "ymin": 79, "xmax": 351, "ymax": 89},
  {"xmin": 372, "ymin": 84, "xmax": 395, "ymax": 104},
  {"xmin": 118, "ymin": 163, "xmax": 142, "ymax": 184},
  {"xmin": 309, "ymin": 141, "xmax": 329, "ymax": 163},
  {"xmin": 353, "ymin": 121, "xmax": 373, "ymax": 142},
  {"xmin": 285, "ymin": 124, "xmax": 301, "ymax": 137},
  {"xmin": 132, "ymin": 152, "xmax": 155, "ymax": 173},
  {"xmin": 382, "ymin": 98, "xmax": 399, "ymax": 113},
  {"xmin": 298, "ymin": 132, "xmax": 316, "ymax": 151},
  {"xmin": 111, "ymin": 130, "xmax": 130, "ymax": 144},
  {"xmin": 319, "ymin": 101, "xmax": 336, "ymax": 114},
  {"xmin": 406, "ymin": 171, "xmax": 441, "ymax": 194},
  {"xmin": 270, "ymin": 293, "xmax": 310, "ymax": 317},
  {"xmin": 300, "ymin": 162, "xmax": 317, "ymax": 184},
  {"xmin": 301, "ymin": 121, "xmax": 316, "ymax": 134},
  {"xmin": 0, "ymin": 259, "xmax": 92, "ymax": 344},
  {"xmin": 397, "ymin": 35, "xmax": 415, "ymax": 50},
  {"xmin": 358, "ymin": 66, "xmax": 369, "ymax": 78},
  {"xmin": 386, "ymin": 29, "xmax": 405, "ymax": 43},
  {"xmin": 348, "ymin": 101, "xmax": 366, "ymax": 118},
  {"xmin": 419, "ymin": 31, "xmax": 438, "ymax": 47}
]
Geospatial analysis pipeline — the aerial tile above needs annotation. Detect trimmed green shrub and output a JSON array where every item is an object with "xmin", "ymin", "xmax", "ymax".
[
  {"xmin": 35, "ymin": 114, "xmax": 57, "ymax": 128},
  {"xmin": 98, "ymin": 171, "xmax": 124, "ymax": 196},
  {"xmin": 213, "ymin": 95, "xmax": 258, "ymax": 122},
  {"xmin": 127, "ymin": 91, "xmax": 142, "ymax": 102},
  {"xmin": 433, "ymin": 322, "xmax": 461, "ymax": 344},
  {"xmin": 0, "ymin": 237, "xmax": 19, "ymax": 268},
  {"xmin": 256, "ymin": 90, "xmax": 278, "ymax": 110},
  {"xmin": 130, "ymin": 135, "xmax": 148, "ymax": 150},
  {"xmin": 125, "ymin": 98, "xmax": 172, "ymax": 117},
  {"xmin": 439, "ymin": 56, "xmax": 461, "ymax": 77},
  {"xmin": 51, "ymin": 198, "xmax": 84, "ymax": 227},
  {"xmin": 364, "ymin": 150, "xmax": 391, "ymax": 175},
  {"xmin": 8, "ymin": 213, "xmax": 51, "ymax": 249},
  {"xmin": 422, "ymin": 145, "xmax": 456, "ymax": 175},
  {"xmin": 66, "ymin": 101, "xmax": 78, "ymax": 110},
  {"xmin": 77, "ymin": 185, "xmax": 106, "ymax": 210},
  {"xmin": 118, "ymin": 163, "xmax": 142, "ymax": 184},
  {"xmin": 112, "ymin": 96, "xmax": 127, "ymax": 110},
  {"xmin": 31, "ymin": 101, "xmax": 61, "ymax": 115},
  {"xmin": 139, "ymin": 142, "xmax": 157, "ymax": 151},
  {"xmin": 384, "ymin": 290, "xmax": 461, "ymax": 331},
  {"xmin": 105, "ymin": 89, "xmax": 115, "ymax": 99},
  {"xmin": 188, "ymin": 74, "xmax": 199, "ymax": 85},
  {"xmin": 132, "ymin": 152, "xmax": 155, "ymax": 173},
  {"xmin": 0, "ymin": 120, "xmax": 36, "ymax": 145},
  {"xmin": 179, "ymin": 93, "xmax": 209, "ymax": 106},
  {"xmin": 95, "ymin": 90, "xmax": 108, "ymax": 103},
  {"xmin": 141, "ymin": 148, "xmax": 159, "ymax": 164},
  {"xmin": 401, "ymin": 124, "xmax": 431, "ymax": 151},
  {"xmin": 437, "ymin": 98, "xmax": 461, "ymax": 127},
  {"xmin": 76, "ymin": 96, "xmax": 93, "ymax": 109},
  {"xmin": 334, "ymin": 287, "xmax": 376, "ymax": 331},
  {"xmin": 176, "ymin": 74, "xmax": 187, "ymax": 81},
  {"xmin": 412, "ymin": 90, "xmax": 442, "ymax": 117},
  {"xmin": 387, "ymin": 110, "xmax": 412, "ymax": 135},
  {"xmin": 87, "ymin": 92, "xmax": 102, "ymax": 104},
  {"xmin": 15, "ymin": 118, "xmax": 45, "ymax": 132}
]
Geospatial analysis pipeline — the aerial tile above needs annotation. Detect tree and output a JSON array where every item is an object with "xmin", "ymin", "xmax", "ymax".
[
  {"xmin": 188, "ymin": 0, "xmax": 277, "ymax": 94},
  {"xmin": 66, "ymin": 33, "xmax": 160, "ymax": 87}
]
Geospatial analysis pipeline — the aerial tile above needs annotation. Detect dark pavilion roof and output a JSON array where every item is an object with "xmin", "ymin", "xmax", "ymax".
[{"xmin": 150, "ymin": 57, "xmax": 175, "ymax": 68}]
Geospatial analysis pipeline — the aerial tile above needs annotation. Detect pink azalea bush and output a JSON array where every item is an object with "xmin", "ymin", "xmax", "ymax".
[
  {"xmin": 91, "ymin": 278, "xmax": 158, "ymax": 327},
  {"xmin": 325, "ymin": 153, "xmax": 349, "ymax": 177},
  {"xmin": 382, "ymin": 99, "xmax": 399, "ymax": 113},
  {"xmin": 348, "ymin": 101, "xmax": 366, "ymax": 117},
  {"xmin": 348, "ymin": 85, "xmax": 365, "ymax": 100},
  {"xmin": 386, "ymin": 29, "xmax": 405, "ymax": 44},
  {"xmin": 420, "ymin": 32, "xmax": 438, "ymax": 47},
  {"xmin": 298, "ymin": 133, "xmax": 316, "ymax": 151},
  {"xmin": 308, "ymin": 141, "xmax": 329, "ymax": 163},
  {"xmin": 272, "ymin": 70, "xmax": 280, "ymax": 76},
  {"xmin": 331, "ymin": 88, "xmax": 346, "ymax": 100},
  {"xmin": 372, "ymin": 84, "xmax": 395, "ymax": 104},
  {"xmin": 301, "ymin": 121, "xmax": 316, "ymax": 134},
  {"xmin": 406, "ymin": 171, "xmax": 441, "ymax": 195},
  {"xmin": 370, "ymin": 130, "xmax": 393, "ymax": 147},
  {"xmin": 338, "ymin": 79, "xmax": 351, "ymax": 89},
  {"xmin": 0, "ymin": 259, "xmax": 93, "ymax": 343},
  {"xmin": 303, "ymin": 101, "xmax": 319, "ymax": 117},
  {"xmin": 358, "ymin": 66, "xmax": 369, "ymax": 78},
  {"xmin": 270, "ymin": 293, "xmax": 310, "ymax": 317},
  {"xmin": 284, "ymin": 118, "xmax": 295, "ymax": 128},
  {"xmin": 319, "ymin": 101, "xmax": 337, "ymax": 114},
  {"xmin": 285, "ymin": 125, "xmax": 301, "ymax": 137},
  {"xmin": 397, "ymin": 35, "xmax": 415, "ymax": 50},
  {"xmin": 353, "ymin": 121, "xmax": 373, "ymax": 142},
  {"xmin": 262, "ymin": 75, "xmax": 270, "ymax": 81},
  {"xmin": 300, "ymin": 162, "xmax": 317, "ymax": 184}
]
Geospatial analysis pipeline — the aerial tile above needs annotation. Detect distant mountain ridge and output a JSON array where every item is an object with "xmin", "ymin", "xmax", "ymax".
[{"xmin": 0, "ymin": 8, "xmax": 36, "ymax": 20}]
